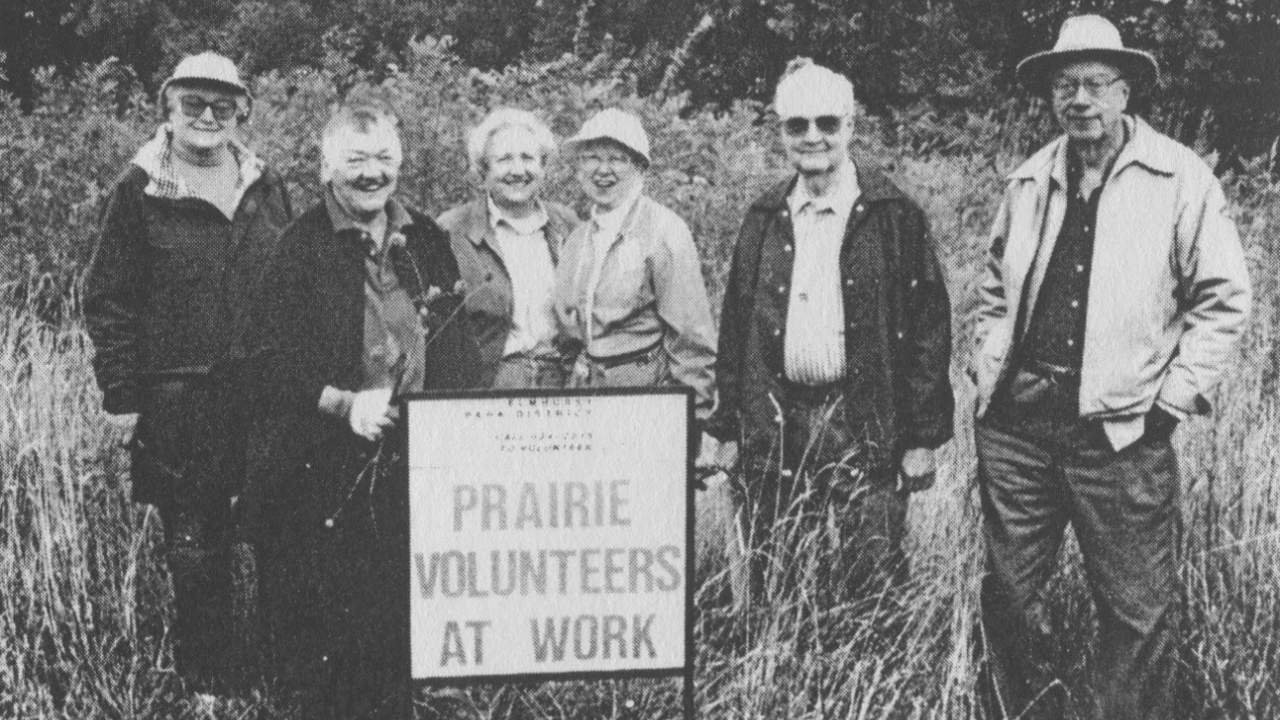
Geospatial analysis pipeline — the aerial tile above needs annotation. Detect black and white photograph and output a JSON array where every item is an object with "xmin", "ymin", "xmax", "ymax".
[{"xmin": 1, "ymin": 1, "xmax": 1277, "ymax": 718}]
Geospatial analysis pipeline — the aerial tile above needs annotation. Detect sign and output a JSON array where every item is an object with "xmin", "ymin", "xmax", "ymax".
[{"xmin": 405, "ymin": 388, "xmax": 693, "ymax": 684}]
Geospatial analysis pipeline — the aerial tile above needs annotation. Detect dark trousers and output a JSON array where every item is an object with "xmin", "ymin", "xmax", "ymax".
[
  {"xmin": 976, "ymin": 370, "xmax": 1181, "ymax": 720},
  {"xmin": 732, "ymin": 387, "xmax": 906, "ymax": 608},
  {"xmin": 259, "ymin": 441, "xmax": 410, "ymax": 720},
  {"xmin": 136, "ymin": 376, "xmax": 255, "ymax": 692}
]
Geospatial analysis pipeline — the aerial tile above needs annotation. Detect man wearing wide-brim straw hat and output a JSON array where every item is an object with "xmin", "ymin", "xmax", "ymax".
[{"xmin": 970, "ymin": 14, "xmax": 1251, "ymax": 720}]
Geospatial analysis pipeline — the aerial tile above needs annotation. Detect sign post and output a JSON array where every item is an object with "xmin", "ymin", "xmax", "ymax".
[{"xmin": 404, "ymin": 388, "xmax": 695, "ymax": 717}]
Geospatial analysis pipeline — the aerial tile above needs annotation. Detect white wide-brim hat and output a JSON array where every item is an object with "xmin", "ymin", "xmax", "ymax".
[
  {"xmin": 160, "ymin": 51, "xmax": 250, "ymax": 98},
  {"xmin": 1017, "ymin": 15, "xmax": 1159, "ymax": 90},
  {"xmin": 565, "ymin": 108, "xmax": 651, "ymax": 166}
]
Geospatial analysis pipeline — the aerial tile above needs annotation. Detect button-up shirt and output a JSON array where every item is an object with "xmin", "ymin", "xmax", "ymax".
[
  {"xmin": 324, "ymin": 192, "xmax": 425, "ymax": 395},
  {"xmin": 784, "ymin": 162, "xmax": 861, "ymax": 385},
  {"xmin": 488, "ymin": 196, "xmax": 558, "ymax": 357},
  {"xmin": 973, "ymin": 116, "xmax": 1251, "ymax": 449}
]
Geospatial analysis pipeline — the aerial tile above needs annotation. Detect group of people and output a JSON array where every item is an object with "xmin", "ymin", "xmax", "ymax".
[{"xmin": 84, "ymin": 13, "xmax": 1251, "ymax": 720}]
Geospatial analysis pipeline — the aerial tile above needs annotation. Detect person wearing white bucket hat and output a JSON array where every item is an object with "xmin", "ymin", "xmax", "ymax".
[
  {"xmin": 84, "ymin": 50, "xmax": 293, "ymax": 699},
  {"xmin": 554, "ymin": 107, "xmax": 717, "ymax": 430},
  {"xmin": 971, "ymin": 14, "xmax": 1251, "ymax": 720}
]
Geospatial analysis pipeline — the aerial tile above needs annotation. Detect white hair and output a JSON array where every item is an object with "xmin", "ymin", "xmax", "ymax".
[
  {"xmin": 466, "ymin": 107, "xmax": 556, "ymax": 177},
  {"xmin": 319, "ymin": 101, "xmax": 403, "ymax": 183},
  {"xmin": 773, "ymin": 58, "xmax": 856, "ymax": 117}
]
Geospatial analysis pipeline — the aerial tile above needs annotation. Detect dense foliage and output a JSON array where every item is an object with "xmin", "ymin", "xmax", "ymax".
[{"xmin": 3, "ymin": 0, "xmax": 1278, "ymax": 170}]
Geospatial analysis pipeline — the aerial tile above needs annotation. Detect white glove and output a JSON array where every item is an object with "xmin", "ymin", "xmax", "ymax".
[
  {"xmin": 348, "ymin": 387, "xmax": 395, "ymax": 441},
  {"xmin": 106, "ymin": 412, "xmax": 140, "ymax": 447}
]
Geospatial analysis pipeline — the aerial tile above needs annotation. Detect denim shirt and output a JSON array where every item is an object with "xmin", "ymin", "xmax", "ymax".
[{"xmin": 972, "ymin": 117, "xmax": 1252, "ymax": 449}]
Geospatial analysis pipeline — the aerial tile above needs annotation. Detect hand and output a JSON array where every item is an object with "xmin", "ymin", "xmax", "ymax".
[
  {"xmin": 897, "ymin": 447, "xmax": 936, "ymax": 494},
  {"xmin": 348, "ymin": 387, "xmax": 395, "ymax": 442},
  {"xmin": 106, "ymin": 412, "xmax": 140, "ymax": 448},
  {"xmin": 695, "ymin": 433, "xmax": 720, "ymax": 471},
  {"xmin": 714, "ymin": 439, "xmax": 740, "ymax": 471}
]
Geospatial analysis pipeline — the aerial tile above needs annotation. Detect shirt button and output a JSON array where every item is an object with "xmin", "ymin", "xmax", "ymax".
[
  {"xmin": 910, "ymin": 279, "xmax": 919, "ymax": 289},
  {"xmin": 1070, "ymin": 300, "xmax": 1080, "ymax": 308},
  {"xmin": 772, "ymin": 328, "xmax": 781, "ymax": 337},
  {"xmin": 784, "ymin": 245, "xmax": 793, "ymax": 253},
  {"xmin": 1067, "ymin": 339, "xmax": 1076, "ymax": 347},
  {"xmin": 324, "ymin": 518, "xmax": 335, "ymax": 529},
  {"xmin": 777, "ymin": 285, "xmax": 786, "ymax": 293},
  {"xmin": 1075, "ymin": 264, "xmax": 1084, "ymax": 273},
  {"xmin": 845, "ymin": 279, "xmax": 854, "ymax": 287}
]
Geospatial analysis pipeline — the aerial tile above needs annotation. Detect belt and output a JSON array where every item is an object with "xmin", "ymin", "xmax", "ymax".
[{"xmin": 584, "ymin": 340, "xmax": 662, "ymax": 369}]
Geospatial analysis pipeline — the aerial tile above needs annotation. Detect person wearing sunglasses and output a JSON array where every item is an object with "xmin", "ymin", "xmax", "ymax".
[
  {"xmin": 970, "ymin": 15, "xmax": 1251, "ymax": 720},
  {"xmin": 554, "ymin": 108, "xmax": 717, "ymax": 426},
  {"xmin": 701, "ymin": 59, "xmax": 953, "ymax": 609},
  {"xmin": 83, "ymin": 52, "xmax": 293, "ymax": 703}
]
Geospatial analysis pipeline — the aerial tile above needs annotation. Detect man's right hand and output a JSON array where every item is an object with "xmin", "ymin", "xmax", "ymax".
[
  {"xmin": 106, "ymin": 412, "xmax": 140, "ymax": 447},
  {"xmin": 696, "ymin": 437, "xmax": 739, "ymax": 473},
  {"xmin": 348, "ymin": 387, "xmax": 395, "ymax": 442}
]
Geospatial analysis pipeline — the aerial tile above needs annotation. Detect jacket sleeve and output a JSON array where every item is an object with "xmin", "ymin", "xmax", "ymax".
[
  {"xmin": 896, "ymin": 205, "xmax": 954, "ymax": 450},
  {"xmin": 1158, "ymin": 172, "xmax": 1252, "ymax": 415},
  {"xmin": 245, "ymin": 221, "xmax": 329, "ymax": 417},
  {"xmin": 703, "ymin": 212, "xmax": 757, "ymax": 442},
  {"xmin": 418, "ymin": 222, "xmax": 484, "ymax": 390},
  {"xmin": 972, "ymin": 187, "xmax": 1013, "ymax": 360},
  {"xmin": 651, "ymin": 215, "xmax": 718, "ymax": 423},
  {"xmin": 84, "ymin": 175, "xmax": 145, "ymax": 414}
]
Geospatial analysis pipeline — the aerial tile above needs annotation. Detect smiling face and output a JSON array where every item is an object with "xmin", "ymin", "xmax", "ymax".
[
  {"xmin": 775, "ymin": 79, "xmax": 854, "ymax": 177},
  {"xmin": 1050, "ymin": 59, "xmax": 1129, "ymax": 145},
  {"xmin": 166, "ymin": 82, "xmax": 244, "ymax": 153},
  {"xmin": 483, "ymin": 125, "xmax": 546, "ymax": 213},
  {"xmin": 574, "ymin": 139, "xmax": 643, "ymax": 212},
  {"xmin": 325, "ymin": 120, "xmax": 402, "ymax": 220}
]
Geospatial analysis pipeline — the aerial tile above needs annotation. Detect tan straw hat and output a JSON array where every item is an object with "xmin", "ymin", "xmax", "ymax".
[
  {"xmin": 1016, "ymin": 15, "xmax": 1159, "ymax": 89},
  {"xmin": 565, "ymin": 108, "xmax": 651, "ymax": 166},
  {"xmin": 160, "ymin": 52, "xmax": 250, "ymax": 98}
]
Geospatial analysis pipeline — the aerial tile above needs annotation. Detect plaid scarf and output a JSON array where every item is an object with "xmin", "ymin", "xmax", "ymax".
[{"xmin": 131, "ymin": 125, "xmax": 265, "ymax": 208}]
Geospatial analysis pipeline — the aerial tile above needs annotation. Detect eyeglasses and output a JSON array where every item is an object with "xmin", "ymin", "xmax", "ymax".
[
  {"xmin": 579, "ymin": 153, "xmax": 635, "ymax": 170},
  {"xmin": 782, "ymin": 115, "xmax": 844, "ymax": 137},
  {"xmin": 178, "ymin": 94, "xmax": 239, "ymax": 121},
  {"xmin": 1050, "ymin": 75, "xmax": 1124, "ymax": 100}
]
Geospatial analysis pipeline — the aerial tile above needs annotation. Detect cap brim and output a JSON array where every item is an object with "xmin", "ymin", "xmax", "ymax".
[
  {"xmin": 162, "ymin": 77, "xmax": 250, "ymax": 97},
  {"xmin": 1016, "ymin": 48, "xmax": 1159, "ymax": 91},
  {"xmin": 565, "ymin": 134, "xmax": 650, "ymax": 166}
]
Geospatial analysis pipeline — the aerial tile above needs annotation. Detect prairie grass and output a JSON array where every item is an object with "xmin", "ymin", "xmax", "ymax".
[{"xmin": 2, "ymin": 102, "xmax": 1278, "ymax": 717}]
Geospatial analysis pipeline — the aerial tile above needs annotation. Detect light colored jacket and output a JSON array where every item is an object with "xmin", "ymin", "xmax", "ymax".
[
  {"xmin": 554, "ymin": 194, "xmax": 716, "ymax": 415},
  {"xmin": 972, "ymin": 116, "xmax": 1251, "ymax": 449},
  {"xmin": 439, "ymin": 198, "xmax": 580, "ymax": 386}
]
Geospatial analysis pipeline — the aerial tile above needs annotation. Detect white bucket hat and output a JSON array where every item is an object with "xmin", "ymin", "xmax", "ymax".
[
  {"xmin": 565, "ymin": 108, "xmax": 651, "ymax": 166},
  {"xmin": 1017, "ymin": 15, "xmax": 1159, "ymax": 90},
  {"xmin": 160, "ymin": 52, "xmax": 250, "ymax": 98}
]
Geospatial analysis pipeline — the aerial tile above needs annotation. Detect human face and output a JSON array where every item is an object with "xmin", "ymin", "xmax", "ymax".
[
  {"xmin": 483, "ymin": 125, "xmax": 546, "ymax": 212},
  {"xmin": 167, "ymin": 84, "xmax": 242, "ymax": 153},
  {"xmin": 575, "ymin": 140, "xmax": 643, "ymax": 212},
  {"xmin": 327, "ymin": 123, "xmax": 402, "ymax": 220},
  {"xmin": 1050, "ymin": 60, "xmax": 1129, "ymax": 145},
  {"xmin": 776, "ymin": 89, "xmax": 853, "ymax": 177}
]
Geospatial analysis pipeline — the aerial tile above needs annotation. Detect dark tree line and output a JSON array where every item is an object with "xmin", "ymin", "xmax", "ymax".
[{"xmin": 2, "ymin": 0, "xmax": 1276, "ymax": 169}]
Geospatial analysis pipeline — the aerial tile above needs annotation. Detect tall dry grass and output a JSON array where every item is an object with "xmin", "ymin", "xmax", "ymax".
[{"xmin": 5, "ymin": 168, "xmax": 1277, "ymax": 719}]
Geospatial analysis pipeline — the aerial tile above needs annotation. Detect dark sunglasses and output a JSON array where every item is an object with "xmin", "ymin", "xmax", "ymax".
[
  {"xmin": 178, "ymin": 94, "xmax": 239, "ymax": 122},
  {"xmin": 782, "ymin": 115, "xmax": 843, "ymax": 137}
]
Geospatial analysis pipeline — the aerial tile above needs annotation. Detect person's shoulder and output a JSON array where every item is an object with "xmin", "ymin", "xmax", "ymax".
[
  {"xmin": 437, "ymin": 198, "xmax": 484, "ymax": 234},
  {"xmin": 112, "ymin": 164, "xmax": 150, "ymax": 194},
  {"xmin": 280, "ymin": 201, "xmax": 329, "ymax": 241},
  {"xmin": 1132, "ymin": 119, "xmax": 1216, "ymax": 182},
  {"xmin": 1007, "ymin": 137, "xmax": 1064, "ymax": 184},
  {"xmin": 637, "ymin": 196, "xmax": 695, "ymax": 242},
  {"xmin": 747, "ymin": 177, "xmax": 794, "ymax": 212},
  {"xmin": 544, "ymin": 200, "xmax": 581, "ymax": 229}
]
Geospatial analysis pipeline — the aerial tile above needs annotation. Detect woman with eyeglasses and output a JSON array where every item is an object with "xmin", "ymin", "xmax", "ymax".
[
  {"xmin": 84, "ymin": 51, "xmax": 293, "ymax": 702},
  {"xmin": 554, "ymin": 108, "xmax": 717, "ymax": 435}
]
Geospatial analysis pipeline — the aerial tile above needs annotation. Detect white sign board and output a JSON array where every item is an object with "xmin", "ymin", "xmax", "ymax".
[{"xmin": 405, "ymin": 389, "xmax": 692, "ymax": 682}]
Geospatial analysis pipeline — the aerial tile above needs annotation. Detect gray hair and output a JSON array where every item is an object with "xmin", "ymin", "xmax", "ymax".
[
  {"xmin": 466, "ymin": 107, "xmax": 557, "ymax": 177},
  {"xmin": 319, "ymin": 98, "xmax": 403, "ymax": 183}
]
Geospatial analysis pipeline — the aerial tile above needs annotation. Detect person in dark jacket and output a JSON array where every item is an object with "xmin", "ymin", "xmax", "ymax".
[
  {"xmin": 439, "ymin": 107, "xmax": 580, "ymax": 388},
  {"xmin": 83, "ymin": 51, "xmax": 293, "ymax": 697},
  {"xmin": 700, "ymin": 60, "xmax": 954, "ymax": 609},
  {"xmin": 244, "ymin": 96, "xmax": 478, "ymax": 720}
]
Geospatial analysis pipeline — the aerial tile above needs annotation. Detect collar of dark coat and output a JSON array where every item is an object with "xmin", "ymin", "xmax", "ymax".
[
  {"xmin": 460, "ymin": 197, "xmax": 572, "ymax": 263},
  {"xmin": 750, "ymin": 159, "xmax": 909, "ymax": 212}
]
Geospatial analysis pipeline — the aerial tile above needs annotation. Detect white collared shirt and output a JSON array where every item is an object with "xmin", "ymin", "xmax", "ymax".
[
  {"xmin": 581, "ymin": 183, "xmax": 644, "ymax": 349},
  {"xmin": 784, "ymin": 161, "xmax": 861, "ymax": 385},
  {"xmin": 488, "ymin": 196, "xmax": 558, "ymax": 357}
]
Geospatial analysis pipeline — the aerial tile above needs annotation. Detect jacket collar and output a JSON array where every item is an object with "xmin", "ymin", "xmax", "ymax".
[
  {"xmin": 132, "ymin": 125, "xmax": 265, "ymax": 203},
  {"xmin": 1008, "ymin": 116, "xmax": 1175, "ymax": 187},
  {"xmin": 751, "ymin": 157, "xmax": 906, "ymax": 211}
]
